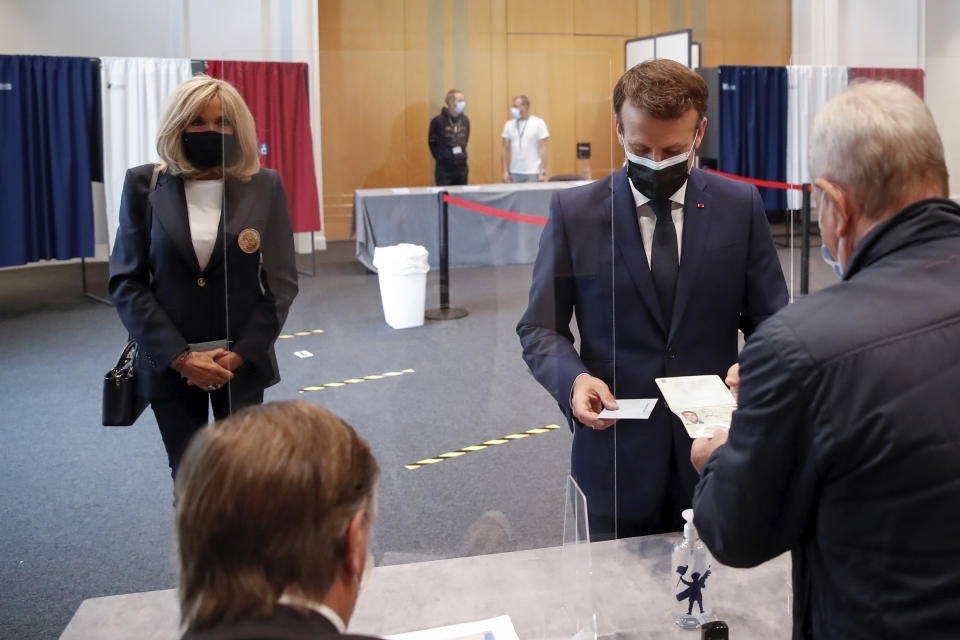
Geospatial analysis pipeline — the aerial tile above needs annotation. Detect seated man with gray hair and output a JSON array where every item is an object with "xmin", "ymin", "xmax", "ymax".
[
  {"xmin": 175, "ymin": 400, "xmax": 381, "ymax": 640},
  {"xmin": 690, "ymin": 81, "xmax": 960, "ymax": 638}
]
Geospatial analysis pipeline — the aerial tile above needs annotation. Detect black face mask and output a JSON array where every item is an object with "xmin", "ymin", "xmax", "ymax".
[
  {"xmin": 626, "ymin": 158, "xmax": 690, "ymax": 202},
  {"xmin": 624, "ymin": 133, "xmax": 698, "ymax": 201},
  {"xmin": 182, "ymin": 131, "xmax": 241, "ymax": 170}
]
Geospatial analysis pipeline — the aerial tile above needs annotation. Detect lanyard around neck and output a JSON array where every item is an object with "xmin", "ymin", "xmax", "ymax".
[{"xmin": 516, "ymin": 118, "xmax": 527, "ymax": 150}]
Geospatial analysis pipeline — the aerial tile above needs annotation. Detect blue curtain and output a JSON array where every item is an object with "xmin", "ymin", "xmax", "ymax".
[
  {"xmin": 718, "ymin": 66, "xmax": 788, "ymax": 210},
  {"xmin": 0, "ymin": 55, "xmax": 98, "ymax": 267}
]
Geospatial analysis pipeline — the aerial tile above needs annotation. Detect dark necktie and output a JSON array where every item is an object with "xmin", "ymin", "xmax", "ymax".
[{"xmin": 649, "ymin": 198, "xmax": 679, "ymax": 327}]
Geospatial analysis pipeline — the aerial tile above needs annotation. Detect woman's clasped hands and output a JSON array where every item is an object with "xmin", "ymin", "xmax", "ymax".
[{"xmin": 172, "ymin": 348, "xmax": 240, "ymax": 391}]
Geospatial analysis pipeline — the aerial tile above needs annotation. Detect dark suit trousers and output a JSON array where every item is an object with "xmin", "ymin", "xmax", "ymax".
[
  {"xmin": 151, "ymin": 384, "xmax": 264, "ymax": 478},
  {"xmin": 586, "ymin": 416, "xmax": 700, "ymax": 541}
]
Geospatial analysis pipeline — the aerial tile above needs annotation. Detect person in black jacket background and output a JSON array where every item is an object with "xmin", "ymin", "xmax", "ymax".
[
  {"xmin": 691, "ymin": 81, "xmax": 960, "ymax": 639},
  {"xmin": 428, "ymin": 89, "xmax": 469, "ymax": 186}
]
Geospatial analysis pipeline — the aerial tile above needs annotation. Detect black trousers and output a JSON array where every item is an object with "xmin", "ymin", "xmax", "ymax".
[
  {"xmin": 150, "ymin": 384, "xmax": 264, "ymax": 478},
  {"xmin": 436, "ymin": 166, "xmax": 468, "ymax": 186},
  {"xmin": 587, "ymin": 417, "xmax": 697, "ymax": 541}
]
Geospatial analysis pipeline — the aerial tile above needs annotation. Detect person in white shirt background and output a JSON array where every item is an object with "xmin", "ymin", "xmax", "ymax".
[{"xmin": 501, "ymin": 95, "xmax": 550, "ymax": 183}]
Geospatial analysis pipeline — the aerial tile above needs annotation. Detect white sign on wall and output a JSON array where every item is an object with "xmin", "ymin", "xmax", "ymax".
[{"xmin": 625, "ymin": 29, "xmax": 693, "ymax": 71}]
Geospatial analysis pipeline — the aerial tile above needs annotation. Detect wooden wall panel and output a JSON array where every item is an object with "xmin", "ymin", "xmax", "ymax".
[
  {"xmin": 651, "ymin": 0, "xmax": 672, "ymax": 34},
  {"xmin": 703, "ymin": 0, "xmax": 726, "ymax": 66},
  {"xmin": 636, "ymin": 0, "xmax": 652, "ymax": 36},
  {"xmin": 489, "ymin": 0, "xmax": 509, "ymax": 183},
  {"xmin": 703, "ymin": 0, "xmax": 790, "ymax": 66},
  {"xmin": 318, "ymin": 2, "xmax": 407, "ymax": 239},
  {"xmin": 465, "ymin": 0, "xmax": 495, "ymax": 185},
  {"xmin": 574, "ymin": 36, "xmax": 623, "ymax": 178},
  {"xmin": 317, "ymin": 0, "xmax": 405, "ymax": 50},
  {"xmin": 506, "ymin": 0, "xmax": 573, "ymax": 34},
  {"xmin": 315, "ymin": 0, "xmax": 790, "ymax": 240},
  {"xmin": 506, "ymin": 34, "xmax": 577, "ymax": 176},
  {"xmin": 573, "ymin": 0, "xmax": 636, "ymax": 36},
  {"xmin": 721, "ymin": 0, "xmax": 790, "ymax": 65},
  {"xmin": 403, "ymin": 0, "xmax": 432, "ymax": 188}
]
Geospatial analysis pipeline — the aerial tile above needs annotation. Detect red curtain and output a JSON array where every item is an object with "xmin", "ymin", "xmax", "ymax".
[
  {"xmin": 849, "ymin": 68, "xmax": 924, "ymax": 99},
  {"xmin": 207, "ymin": 60, "xmax": 321, "ymax": 233}
]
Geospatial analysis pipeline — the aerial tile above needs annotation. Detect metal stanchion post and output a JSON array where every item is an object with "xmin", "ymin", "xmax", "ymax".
[
  {"xmin": 800, "ymin": 183, "xmax": 811, "ymax": 296},
  {"xmin": 425, "ymin": 190, "xmax": 468, "ymax": 320},
  {"xmin": 297, "ymin": 230, "xmax": 317, "ymax": 277}
]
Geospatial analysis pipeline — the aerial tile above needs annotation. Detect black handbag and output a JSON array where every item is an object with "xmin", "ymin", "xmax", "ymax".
[
  {"xmin": 102, "ymin": 165, "xmax": 161, "ymax": 428},
  {"xmin": 102, "ymin": 340, "xmax": 149, "ymax": 426}
]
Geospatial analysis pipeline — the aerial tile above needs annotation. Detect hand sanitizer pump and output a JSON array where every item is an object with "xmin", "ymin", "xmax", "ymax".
[{"xmin": 672, "ymin": 509, "xmax": 714, "ymax": 629}]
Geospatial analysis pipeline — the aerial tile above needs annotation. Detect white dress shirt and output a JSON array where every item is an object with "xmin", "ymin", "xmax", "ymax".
[
  {"xmin": 627, "ymin": 178, "xmax": 687, "ymax": 267},
  {"xmin": 276, "ymin": 593, "xmax": 346, "ymax": 633},
  {"xmin": 183, "ymin": 178, "xmax": 224, "ymax": 271},
  {"xmin": 569, "ymin": 176, "xmax": 689, "ymax": 407}
]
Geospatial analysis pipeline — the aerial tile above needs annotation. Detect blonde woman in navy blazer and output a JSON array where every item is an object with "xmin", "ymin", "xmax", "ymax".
[{"xmin": 109, "ymin": 75, "xmax": 298, "ymax": 477}]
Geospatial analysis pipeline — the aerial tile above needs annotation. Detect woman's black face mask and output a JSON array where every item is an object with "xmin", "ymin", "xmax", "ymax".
[{"xmin": 182, "ymin": 131, "xmax": 241, "ymax": 170}]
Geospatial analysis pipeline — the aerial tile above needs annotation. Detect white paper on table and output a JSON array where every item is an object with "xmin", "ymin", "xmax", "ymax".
[
  {"xmin": 655, "ymin": 375, "xmax": 737, "ymax": 438},
  {"xmin": 597, "ymin": 398, "xmax": 658, "ymax": 420},
  {"xmin": 461, "ymin": 185, "xmax": 482, "ymax": 191},
  {"xmin": 386, "ymin": 615, "xmax": 519, "ymax": 640},
  {"xmin": 392, "ymin": 187, "xmax": 411, "ymax": 194}
]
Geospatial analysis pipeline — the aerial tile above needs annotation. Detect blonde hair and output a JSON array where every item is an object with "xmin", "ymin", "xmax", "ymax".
[
  {"xmin": 175, "ymin": 401, "xmax": 379, "ymax": 630},
  {"xmin": 810, "ymin": 80, "xmax": 949, "ymax": 218},
  {"xmin": 156, "ymin": 75, "xmax": 260, "ymax": 181}
]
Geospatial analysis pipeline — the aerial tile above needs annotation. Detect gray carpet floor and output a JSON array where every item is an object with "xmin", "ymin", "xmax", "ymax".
[{"xmin": 0, "ymin": 222, "xmax": 829, "ymax": 640}]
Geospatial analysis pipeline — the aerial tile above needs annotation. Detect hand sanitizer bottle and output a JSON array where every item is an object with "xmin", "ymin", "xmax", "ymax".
[{"xmin": 672, "ymin": 508, "xmax": 714, "ymax": 629}]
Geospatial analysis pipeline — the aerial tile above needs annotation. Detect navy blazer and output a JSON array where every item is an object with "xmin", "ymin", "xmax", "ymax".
[
  {"xmin": 517, "ymin": 166, "xmax": 788, "ymax": 521},
  {"xmin": 109, "ymin": 164, "xmax": 298, "ymax": 401}
]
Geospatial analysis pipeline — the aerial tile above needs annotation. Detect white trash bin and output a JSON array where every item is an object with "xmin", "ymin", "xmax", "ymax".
[{"xmin": 372, "ymin": 243, "xmax": 430, "ymax": 329}]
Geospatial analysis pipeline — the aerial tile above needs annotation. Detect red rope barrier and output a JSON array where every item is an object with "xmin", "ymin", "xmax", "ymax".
[
  {"xmin": 705, "ymin": 168, "xmax": 813, "ymax": 192},
  {"xmin": 440, "ymin": 170, "xmax": 811, "ymax": 228},
  {"xmin": 442, "ymin": 193, "xmax": 548, "ymax": 226}
]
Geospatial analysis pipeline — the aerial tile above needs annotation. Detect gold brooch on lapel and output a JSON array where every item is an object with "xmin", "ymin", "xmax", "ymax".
[{"xmin": 238, "ymin": 228, "xmax": 262, "ymax": 254}]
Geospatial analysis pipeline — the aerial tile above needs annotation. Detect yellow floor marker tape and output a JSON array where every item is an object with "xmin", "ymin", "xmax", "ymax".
[
  {"xmin": 405, "ymin": 424, "xmax": 561, "ymax": 470},
  {"xmin": 297, "ymin": 369, "xmax": 416, "ymax": 395},
  {"xmin": 278, "ymin": 329, "xmax": 325, "ymax": 339}
]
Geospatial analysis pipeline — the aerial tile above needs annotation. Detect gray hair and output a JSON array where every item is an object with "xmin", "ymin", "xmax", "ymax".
[{"xmin": 810, "ymin": 80, "xmax": 948, "ymax": 218}]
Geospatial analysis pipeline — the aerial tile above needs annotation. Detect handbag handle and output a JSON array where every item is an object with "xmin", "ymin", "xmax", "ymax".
[{"xmin": 107, "ymin": 340, "xmax": 138, "ymax": 387}]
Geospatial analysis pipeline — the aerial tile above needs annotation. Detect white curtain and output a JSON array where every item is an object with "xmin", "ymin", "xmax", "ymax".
[
  {"xmin": 786, "ymin": 66, "xmax": 848, "ymax": 209},
  {"xmin": 100, "ymin": 57, "xmax": 193, "ymax": 252}
]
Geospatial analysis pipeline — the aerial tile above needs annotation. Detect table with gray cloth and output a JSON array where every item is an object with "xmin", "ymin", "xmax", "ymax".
[
  {"xmin": 353, "ymin": 181, "xmax": 591, "ymax": 271},
  {"xmin": 61, "ymin": 534, "xmax": 791, "ymax": 639}
]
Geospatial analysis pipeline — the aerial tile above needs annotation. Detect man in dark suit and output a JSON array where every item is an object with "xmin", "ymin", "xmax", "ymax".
[
  {"xmin": 176, "ymin": 401, "xmax": 381, "ymax": 640},
  {"xmin": 517, "ymin": 59, "xmax": 788, "ymax": 539}
]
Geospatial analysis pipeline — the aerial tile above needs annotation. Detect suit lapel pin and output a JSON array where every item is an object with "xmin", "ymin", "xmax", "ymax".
[{"xmin": 697, "ymin": 203, "xmax": 705, "ymax": 208}]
